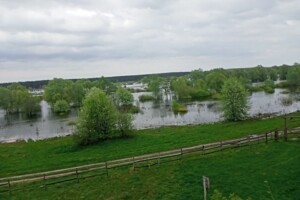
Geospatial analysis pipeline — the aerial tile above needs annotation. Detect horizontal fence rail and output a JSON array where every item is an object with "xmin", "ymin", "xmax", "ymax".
[{"xmin": 1, "ymin": 127, "xmax": 300, "ymax": 194}]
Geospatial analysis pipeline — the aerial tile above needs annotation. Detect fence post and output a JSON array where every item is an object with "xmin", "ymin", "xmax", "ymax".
[
  {"xmin": 76, "ymin": 168, "xmax": 79, "ymax": 183},
  {"xmin": 43, "ymin": 174, "xmax": 47, "ymax": 189},
  {"xmin": 203, "ymin": 176, "xmax": 210, "ymax": 200},
  {"xmin": 284, "ymin": 115, "xmax": 288, "ymax": 141},
  {"xmin": 202, "ymin": 145, "xmax": 205, "ymax": 155},
  {"xmin": 275, "ymin": 130, "xmax": 279, "ymax": 142},
  {"xmin": 105, "ymin": 162, "xmax": 108, "ymax": 177},
  {"xmin": 8, "ymin": 180, "xmax": 11, "ymax": 195},
  {"xmin": 180, "ymin": 148, "xmax": 183, "ymax": 160},
  {"xmin": 247, "ymin": 136, "xmax": 250, "ymax": 147},
  {"xmin": 132, "ymin": 157, "xmax": 135, "ymax": 171},
  {"xmin": 265, "ymin": 133, "xmax": 268, "ymax": 144},
  {"xmin": 158, "ymin": 153, "xmax": 161, "ymax": 165}
]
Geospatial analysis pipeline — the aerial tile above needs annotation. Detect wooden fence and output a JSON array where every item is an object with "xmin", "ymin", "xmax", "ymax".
[{"xmin": 1, "ymin": 127, "xmax": 299, "ymax": 194}]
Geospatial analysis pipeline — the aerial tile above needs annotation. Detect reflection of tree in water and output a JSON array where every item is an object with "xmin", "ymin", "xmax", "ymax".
[
  {"xmin": 173, "ymin": 111, "xmax": 188, "ymax": 117},
  {"xmin": 206, "ymin": 102, "xmax": 221, "ymax": 113}
]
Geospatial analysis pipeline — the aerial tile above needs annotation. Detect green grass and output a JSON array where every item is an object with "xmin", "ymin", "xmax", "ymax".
[
  {"xmin": 0, "ymin": 112, "xmax": 300, "ymax": 178},
  {"xmin": 1, "ymin": 140, "xmax": 300, "ymax": 199}
]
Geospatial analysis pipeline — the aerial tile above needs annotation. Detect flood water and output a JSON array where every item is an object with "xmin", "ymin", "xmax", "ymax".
[{"xmin": 1, "ymin": 88, "xmax": 300, "ymax": 142}]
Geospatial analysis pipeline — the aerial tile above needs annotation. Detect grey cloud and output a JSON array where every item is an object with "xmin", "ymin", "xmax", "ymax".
[{"xmin": 0, "ymin": 0, "xmax": 299, "ymax": 82}]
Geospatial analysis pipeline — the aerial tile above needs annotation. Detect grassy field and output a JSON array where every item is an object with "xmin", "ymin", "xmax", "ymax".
[
  {"xmin": 1, "ymin": 139, "xmax": 299, "ymax": 199},
  {"xmin": 1, "ymin": 112, "xmax": 300, "ymax": 177}
]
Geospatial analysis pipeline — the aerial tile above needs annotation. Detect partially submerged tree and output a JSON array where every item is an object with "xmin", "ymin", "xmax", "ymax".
[
  {"xmin": 0, "ymin": 84, "xmax": 40, "ymax": 115},
  {"xmin": 53, "ymin": 100, "xmax": 70, "ymax": 114},
  {"xmin": 221, "ymin": 78, "xmax": 248, "ymax": 121},
  {"xmin": 287, "ymin": 67, "xmax": 300, "ymax": 87},
  {"xmin": 44, "ymin": 78, "xmax": 73, "ymax": 105},
  {"xmin": 114, "ymin": 87, "xmax": 134, "ymax": 106},
  {"xmin": 142, "ymin": 75, "xmax": 163, "ymax": 98}
]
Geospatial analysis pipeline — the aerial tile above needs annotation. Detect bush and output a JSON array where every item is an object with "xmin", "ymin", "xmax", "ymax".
[
  {"xmin": 263, "ymin": 86, "xmax": 275, "ymax": 94},
  {"xmin": 172, "ymin": 102, "xmax": 188, "ymax": 113},
  {"xmin": 53, "ymin": 100, "xmax": 70, "ymax": 114},
  {"xmin": 211, "ymin": 189, "xmax": 251, "ymax": 200}
]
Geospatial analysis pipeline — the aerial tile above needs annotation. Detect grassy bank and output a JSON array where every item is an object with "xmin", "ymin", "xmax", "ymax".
[
  {"xmin": 1, "ymin": 140, "xmax": 300, "ymax": 199},
  {"xmin": 1, "ymin": 112, "xmax": 300, "ymax": 177}
]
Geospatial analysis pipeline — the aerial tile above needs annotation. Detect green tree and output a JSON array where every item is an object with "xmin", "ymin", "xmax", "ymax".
[
  {"xmin": 278, "ymin": 64, "xmax": 290, "ymax": 80},
  {"xmin": 171, "ymin": 77, "xmax": 192, "ymax": 99},
  {"xmin": 190, "ymin": 79, "xmax": 210, "ymax": 99},
  {"xmin": 206, "ymin": 71, "xmax": 226, "ymax": 93},
  {"xmin": 44, "ymin": 78, "xmax": 73, "ymax": 105},
  {"xmin": 71, "ymin": 80, "xmax": 87, "ymax": 107},
  {"xmin": 221, "ymin": 78, "xmax": 248, "ymax": 121},
  {"xmin": 22, "ymin": 96, "xmax": 41, "ymax": 116},
  {"xmin": 116, "ymin": 113, "xmax": 134, "ymax": 137},
  {"xmin": 93, "ymin": 76, "xmax": 117, "ymax": 94},
  {"xmin": 268, "ymin": 68, "xmax": 278, "ymax": 81},
  {"xmin": 53, "ymin": 100, "xmax": 70, "ymax": 114},
  {"xmin": 0, "ymin": 87, "xmax": 11, "ymax": 112},
  {"xmin": 287, "ymin": 67, "xmax": 300, "ymax": 87},
  {"xmin": 114, "ymin": 87, "xmax": 134, "ymax": 106},
  {"xmin": 74, "ymin": 88, "xmax": 118, "ymax": 145},
  {"xmin": 8, "ymin": 83, "xmax": 28, "ymax": 113},
  {"xmin": 263, "ymin": 79, "xmax": 275, "ymax": 93},
  {"xmin": 189, "ymin": 69, "xmax": 205, "ymax": 82}
]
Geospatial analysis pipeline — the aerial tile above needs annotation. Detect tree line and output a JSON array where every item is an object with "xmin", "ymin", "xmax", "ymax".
[{"xmin": 0, "ymin": 83, "xmax": 41, "ymax": 116}]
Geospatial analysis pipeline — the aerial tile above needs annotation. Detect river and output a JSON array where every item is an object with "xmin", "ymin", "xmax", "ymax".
[{"xmin": 0, "ymin": 88, "xmax": 299, "ymax": 142}]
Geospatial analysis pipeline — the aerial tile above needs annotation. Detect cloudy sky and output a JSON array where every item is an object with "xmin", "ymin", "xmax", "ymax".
[{"xmin": 0, "ymin": 0, "xmax": 299, "ymax": 83}]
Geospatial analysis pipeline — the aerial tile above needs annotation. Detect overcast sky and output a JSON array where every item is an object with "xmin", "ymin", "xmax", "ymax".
[{"xmin": 0, "ymin": 0, "xmax": 299, "ymax": 83}]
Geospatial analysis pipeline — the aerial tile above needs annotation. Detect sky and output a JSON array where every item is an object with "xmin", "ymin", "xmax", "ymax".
[{"xmin": 0, "ymin": 0, "xmax": 299, "ymax": 83}]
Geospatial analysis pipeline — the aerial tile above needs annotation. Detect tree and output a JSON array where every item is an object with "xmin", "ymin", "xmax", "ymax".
[
  {"xmin": 171, "ymin": 77, "xmax": 192, "ymax": 99},
  {"xmin": 0, "ymin": 87, "xmax": 11, "ymax": 112},
  {"xmin": 44, "ymin": 78, "xmax": 73, "ymax": 105},
  {"xmin": 206, "ymin": 71, "xmax": 226, "ymax": 93},
  {"xmin": 54, "ymin": 100, "xmax": 70, "ymax": 114},
  {"xmin": 263, "ymin": 79, "xmax": 275, "ymax": 93},
  {"xmin": 221, "ymin": 78, "xmax": 248, "ymax": 121},
  {"xmin": 114, "ymin": 87, "xmax": 134, "ymax": 106},
  {"xmin": 93, "ymin": 76, "xmax": 117, "ymax": 94},
  {"xmin": 142, "ymin": 75, "xmax": 163, "ymax": 97},
  {"xmin": 71, "ymin": 80, "xmax": 87, "ymax": 107},
  {"xmin": 22, "ymin": 96, "xmax": 41, "ymax": 116},
  {"xmin": 0, "ymin": 84, "xmax": 41, "ymax": 115},
  {"xmin": 74, "ymin": 88, "xmax": 118, "ymax": 145},
  {"xmin": 116, "ymin": 113, "xmax": 134, "ymax": 137},
  {"xmin": 189, "ymin": 69, "xmax": 205, "ymax": 82},
  {"xmin": 287, "ymin": 67, "xmax": 300, "ymax": 87}
]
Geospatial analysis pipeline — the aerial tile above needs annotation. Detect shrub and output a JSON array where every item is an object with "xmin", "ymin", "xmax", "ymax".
[{"xmin": 172, "ymin": 101, "xmax": 188, "ymax": 113}]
